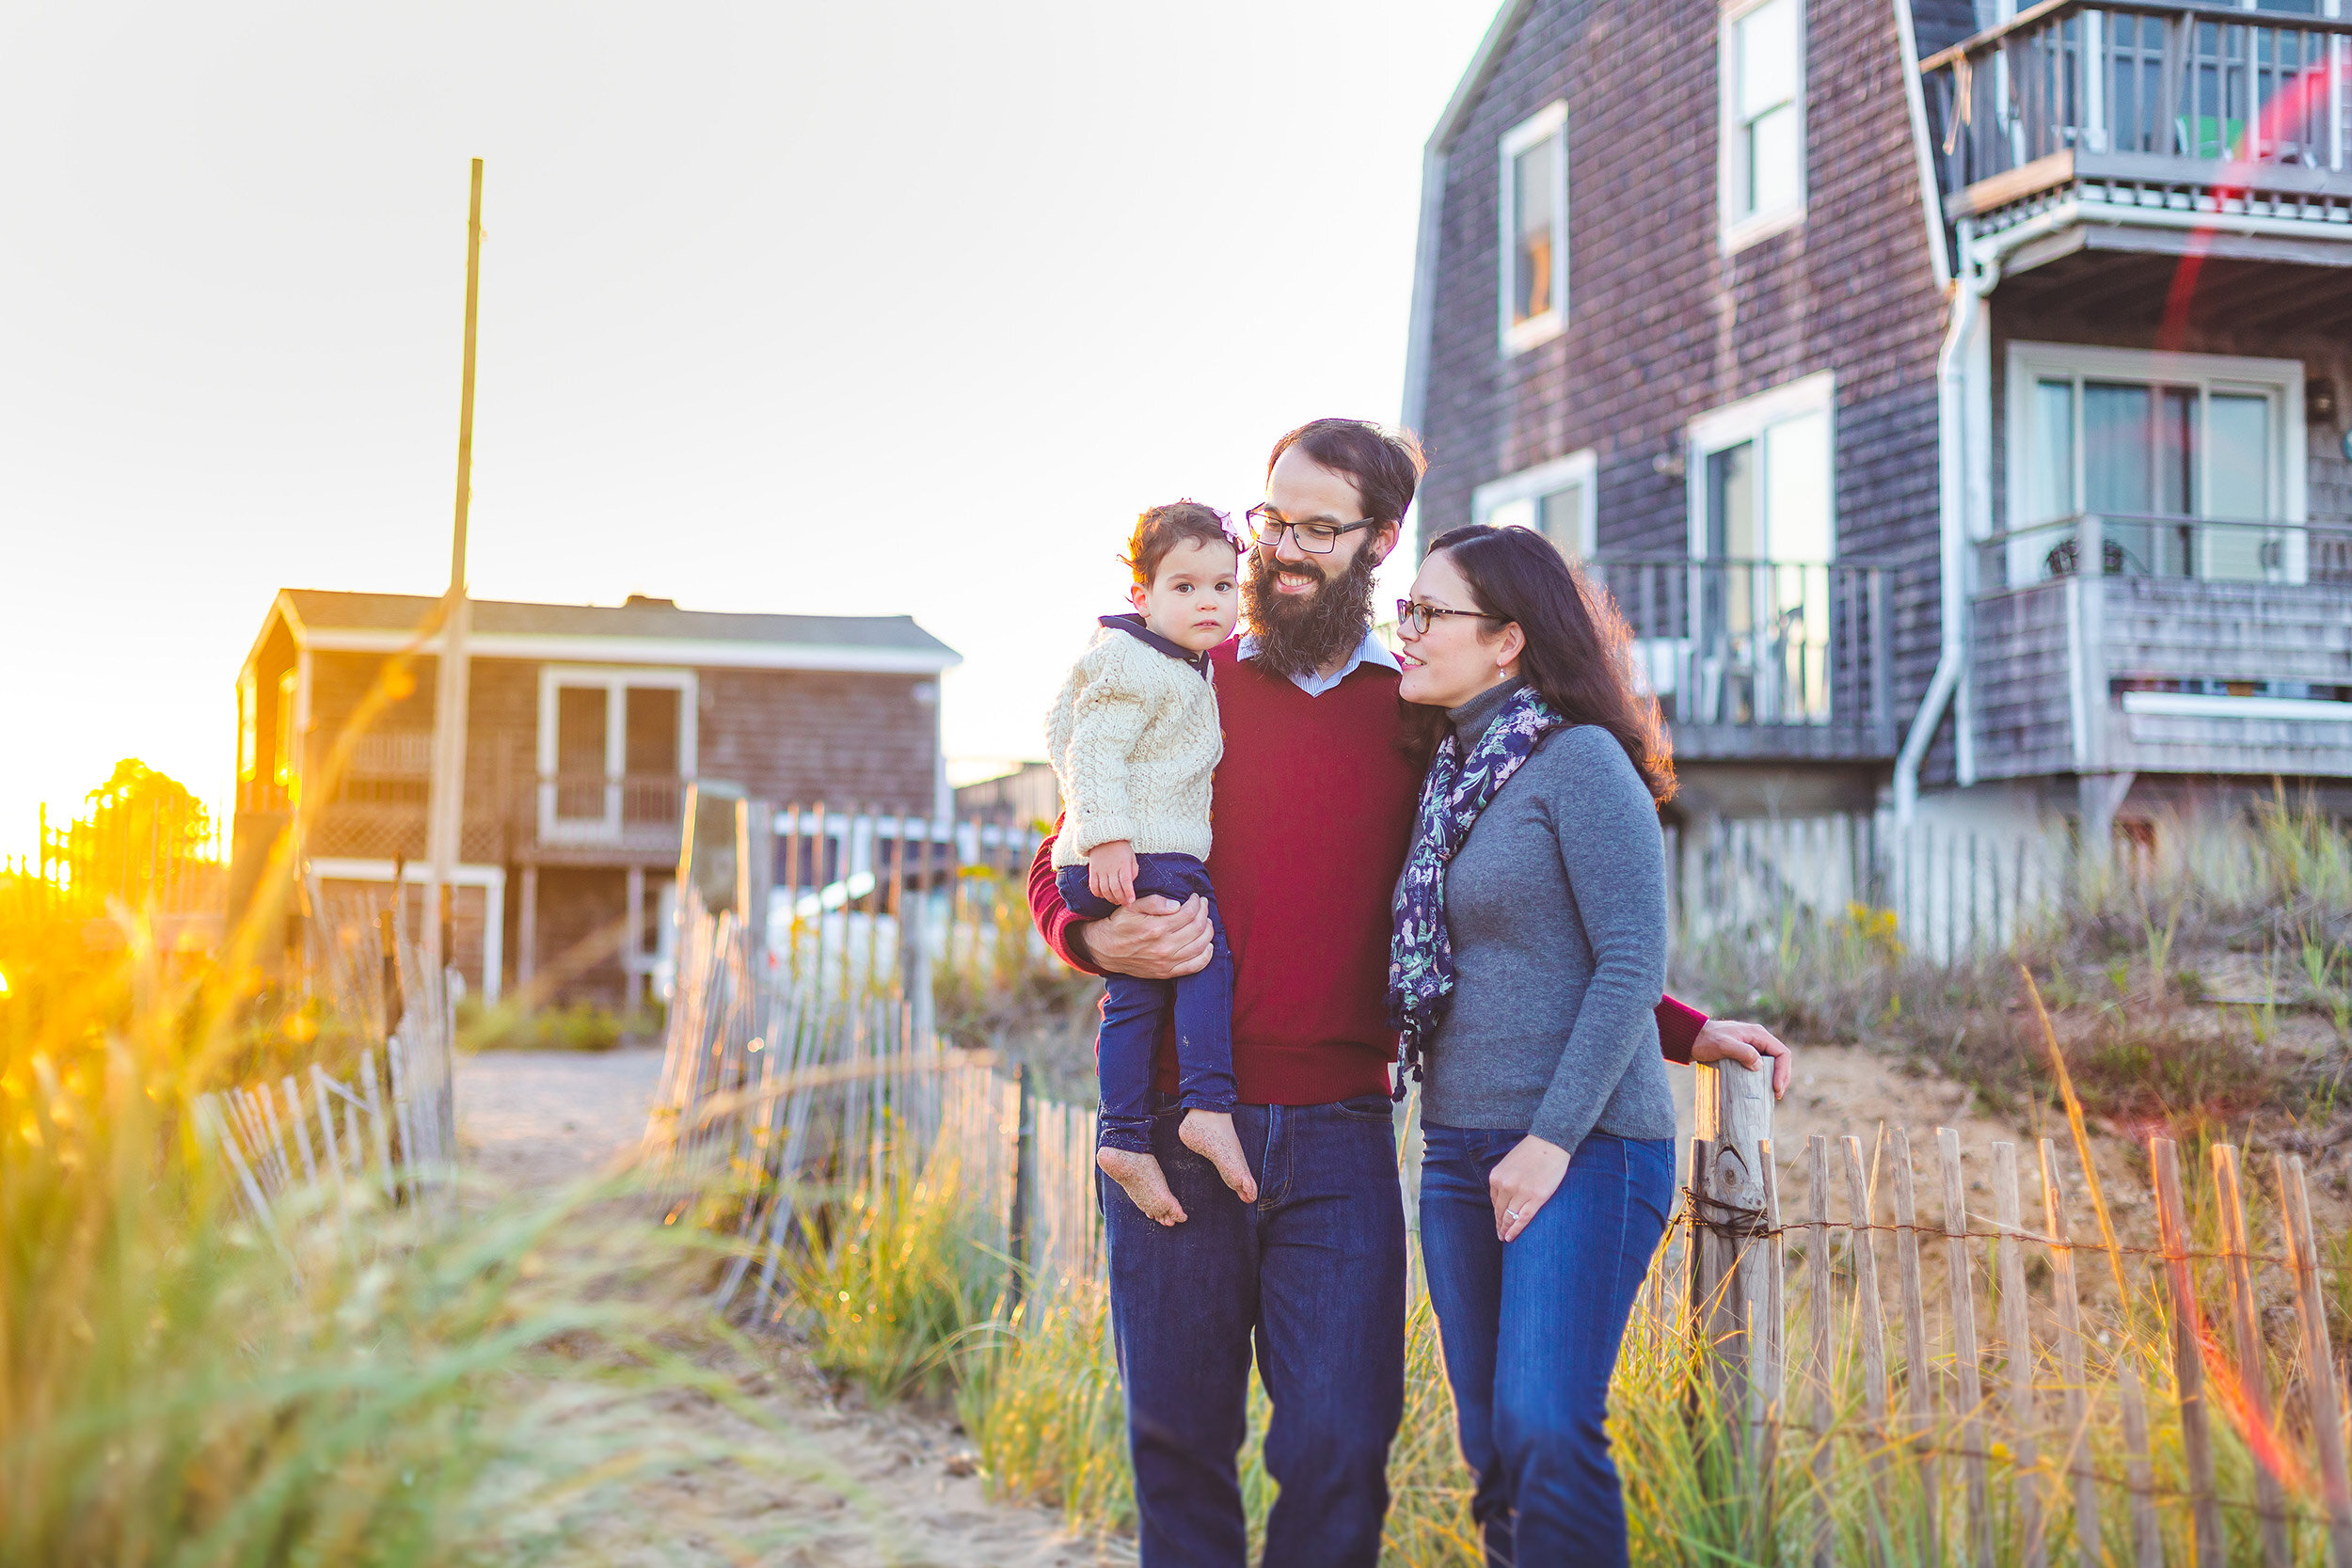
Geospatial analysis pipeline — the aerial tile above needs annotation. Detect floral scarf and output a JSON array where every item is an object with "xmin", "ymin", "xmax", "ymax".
[{"xmin": 1387, "ymin": 682, "xmax": 1565, "ymax": 1085}]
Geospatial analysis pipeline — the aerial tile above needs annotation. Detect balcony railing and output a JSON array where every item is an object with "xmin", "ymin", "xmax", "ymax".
[
  {"xmin": 1922, "ymin": 1, "xmax": 2352, "ymax": 227},
  {"xmin": 1976, "ymin": 512, "xmax": 2352, "ymax": 589},
  {"xmin": 1970, "ymin": 513, "xmax": 2352, "ymax": 779},
  {"xmin": 1589, "ymin": 558, "xmax": 1897, "ymax": 761},
  {"xmin": 535, "ymin": 771, "xmax": 690, "ymax": 851}
]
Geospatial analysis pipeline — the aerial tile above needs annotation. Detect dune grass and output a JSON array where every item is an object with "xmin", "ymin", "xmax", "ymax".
[
  {"xmin": 0, "ymin": 879, "xmax": 847, "ymax": 1568},
  {"xmin": 780, "ymin": 1112, "xmax": 2352, "ymax": 1566}
]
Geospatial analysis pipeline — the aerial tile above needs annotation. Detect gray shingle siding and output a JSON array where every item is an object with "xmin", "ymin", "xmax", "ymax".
[{"xmin": 1416, "ymin": 0, "xmax": 1949, "ymax": 772}]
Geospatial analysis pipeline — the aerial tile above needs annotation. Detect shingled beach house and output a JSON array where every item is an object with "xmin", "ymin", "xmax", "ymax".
[{"xmin": 1406, "ymin": 0, "xmax": 2352, "ymax": 847}]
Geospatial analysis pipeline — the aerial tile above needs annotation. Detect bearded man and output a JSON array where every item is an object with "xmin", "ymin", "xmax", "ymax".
[{"xmin": 1025, "ymin": 418, "xmax": 1791, "ymax": 1567}]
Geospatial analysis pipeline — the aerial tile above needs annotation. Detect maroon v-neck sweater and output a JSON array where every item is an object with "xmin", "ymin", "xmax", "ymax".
[{"xmin": 1027, "ymin": 641, "xmax": 1707, "ymax": 1106}]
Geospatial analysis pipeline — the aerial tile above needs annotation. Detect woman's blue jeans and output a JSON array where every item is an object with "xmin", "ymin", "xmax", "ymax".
[{"xmin": 1418, "ymin": 1125, "xmax": 1675, "ymax": 1568}]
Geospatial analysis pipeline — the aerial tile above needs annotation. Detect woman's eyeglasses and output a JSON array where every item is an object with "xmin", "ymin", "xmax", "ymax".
[
  {"xmin": 1245, "ymin": 504, "xmax": 1375, "ymax": 555},
  {"xmin": 1395, "ymin": 598, "xmax": 1506, "ymax": 637}
]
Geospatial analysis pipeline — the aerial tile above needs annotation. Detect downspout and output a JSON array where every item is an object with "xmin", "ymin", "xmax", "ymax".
[
  {"xmin": 1893, "ymin": 226, "xmax": 1984, "ymax": 825},
  {"xmin": 1892, "ymin": 210, "xmax": 2065, "ymax": 823},
  {"xmin": 1882, "ymin": 215, "xmax": 2051, "ymax": 827}
]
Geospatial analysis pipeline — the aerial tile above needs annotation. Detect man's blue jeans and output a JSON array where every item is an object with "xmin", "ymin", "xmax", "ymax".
[
  {"xmin": 1418, "ymin": 1125, "xmax": 1675, "ymax": 1568},
  {"xmin": 1102, "ymin": 1093, "xmax": 1407, "ymax": 1567},
  {"xmin": 1057, "ymin": 854, "xmax": 1235, "ymax": 1153}
]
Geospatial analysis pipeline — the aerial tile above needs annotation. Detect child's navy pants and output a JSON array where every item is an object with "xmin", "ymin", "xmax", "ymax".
[{"xmin": 1055, "ymin": 851, "xmax": 1235, "ymax": 1153}]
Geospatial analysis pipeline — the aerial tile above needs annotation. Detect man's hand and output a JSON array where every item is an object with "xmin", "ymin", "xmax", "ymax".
[
  {"xmin": 1076, "ymin": 893, "xmax": 1213, "ymax": 980},
  {"xmin": 1087, "ymin": 839, "xmax": 1138, "ymax": 906},
  {"xmin": 1691, "ymin": 1019, "xmax": 1794, "ymax": 1100}
]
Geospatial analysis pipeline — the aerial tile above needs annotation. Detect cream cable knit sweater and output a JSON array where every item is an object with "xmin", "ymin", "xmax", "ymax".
[{"xmin": 1045, "ymin": 625, "xmax": 1222, "ymax": 868}]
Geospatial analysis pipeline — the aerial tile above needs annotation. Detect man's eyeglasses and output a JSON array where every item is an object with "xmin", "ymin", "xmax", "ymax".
[
  {"xmin": 1245, "ymin": 504, "xmax": 1375, "ymax": 555},
  {"xmin": 1395, "ymin": 598, "xmax": 1506, "ymax": 637}
]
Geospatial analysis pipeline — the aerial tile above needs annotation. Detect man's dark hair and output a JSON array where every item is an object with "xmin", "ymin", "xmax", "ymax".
[
  {"xmin": 1264, "ymin": 419, "xmax": 1426, "ymax": 527},
  {"xmin": 1422, "ymin": 524, "xmax": 1677, "ymax": 805},
  {"xmin": 1124, "ymin": 500, "xmax": 1238, "ymax": 586}
]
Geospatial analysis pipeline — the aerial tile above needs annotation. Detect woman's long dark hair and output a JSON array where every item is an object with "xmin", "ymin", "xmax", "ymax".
[{"xmin": 1412, "ymin": 524, "xmax": 1675, "ymax": 805}]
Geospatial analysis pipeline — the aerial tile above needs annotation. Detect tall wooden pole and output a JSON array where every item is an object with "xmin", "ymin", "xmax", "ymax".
[{"xmin": 422, "ymin": 159, "xmax": 484, "ymax": 991}]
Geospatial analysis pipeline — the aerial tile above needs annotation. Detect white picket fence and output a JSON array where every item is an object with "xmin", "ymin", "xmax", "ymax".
[{"xmin": 1668, "ymin": 812, "xmax": 2068, "ymax": 965}]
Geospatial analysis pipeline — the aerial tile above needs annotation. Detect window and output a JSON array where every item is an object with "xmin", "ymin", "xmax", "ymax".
[
  {"xmin": 1472, "ymin": 450, "xmax": 1597, "ymax": 559},
  {"xmin": 238, "ymin": 670, "xmax": 258, "ymax": 783},
  {"xmin": 1499, "ymin": 103, "xmax": 1568, "ymax": 354},
  {"xmin": 536, "ymin": 667, "xmax": 697, "ymax": 844},
  {"xmin": 2005, "ymin": 342, "xmax": 2305, "ymax": 584},
  {"xmin": 1684, "ymin": 372, "xmax": 1837, "ymax": 722},
  {"xmin": 1720, "ymin": 0, "xmax": 1805, "ymax": 248},
  {"xmin": 1688, "ymin": 373, "xmax": 1835, "ymax": 563},
  {"xmin": 274, "ymin": 669, "xmax": 300, "ymax": 791}
]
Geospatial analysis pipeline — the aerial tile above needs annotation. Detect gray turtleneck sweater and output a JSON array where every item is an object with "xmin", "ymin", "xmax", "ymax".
[{"xmin": 1416, "ymin": 679, "xmax": 1675, "ymax": 1155}]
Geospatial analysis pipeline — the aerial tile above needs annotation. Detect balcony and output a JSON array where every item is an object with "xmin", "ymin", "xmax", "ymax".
[
  {"xmin": 532, "ymin": 771, "xmax": 690, "ymax": 859},
  {"xmin": 1590, "ymin": 558, "xmax": 1898, "ymax": 762},
  {"xmin": 1921, "ymin": 1, "xmax": 2352, "ymax": 297},
  {"xmin": 1970, "ymin": 512, "xmax": 2352, "ymax": 779},
  {"xmin": 300, "ymin": 764, "xmax": 688, "ymax": 865}
]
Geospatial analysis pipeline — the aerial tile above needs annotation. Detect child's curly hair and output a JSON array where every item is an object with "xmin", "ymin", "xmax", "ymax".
[{"xmin": 1123, "ymin": 501, "xmax": 1238, "ymax": 587}]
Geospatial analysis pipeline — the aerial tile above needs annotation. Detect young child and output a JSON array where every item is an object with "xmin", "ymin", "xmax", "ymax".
[{"xmin": 1046, "ymin": 501, "xmax": 1256, "ymax": 1225}]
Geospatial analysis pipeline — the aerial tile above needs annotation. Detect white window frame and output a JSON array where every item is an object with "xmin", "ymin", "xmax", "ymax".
[
  {"xmin": 1718, "ymin": 0, "xmax": 1808, "ymax": 252},
  {"xmin": 1683, "ymin": 370, "xmax": 1838, "ymax": 558},
  {"xmin": 1673, "ymin": 371, "xmax": 1838, "ymax": 722},
  {"xmin": 536, "ymin": 664, "xmax": 698, "ymax": 845},
  {"xmin": 1472, "ymin": 449, "xmax": 1598, "ymax": 559},
  {"xmin": 2003, "ymin": 341, "xmax": 2306, "ymax": 579},
  {"xmin": 1498, "ymin": 102, "xmax": 1569, "ymax": 356}
]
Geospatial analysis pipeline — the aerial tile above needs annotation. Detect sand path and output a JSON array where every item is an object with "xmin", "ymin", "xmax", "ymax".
[{"xmin": 455, "ymin": 1047, "xmax": 1129, "ymax": 1567}]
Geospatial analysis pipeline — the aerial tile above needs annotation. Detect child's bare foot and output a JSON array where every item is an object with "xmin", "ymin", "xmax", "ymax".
[
  {"xmin": 1097, "ymin": 1146, "xmax": 1185, "ymax": 1226},
  {"xmin": 1180, "ymin": 1110, "xmax": 1258, "ymax": 1203}
]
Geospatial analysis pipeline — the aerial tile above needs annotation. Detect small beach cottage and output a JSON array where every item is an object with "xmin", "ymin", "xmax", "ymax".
[{"xmin": 229, "ymin": 590, "xmax": 959, "ymax": 1006}]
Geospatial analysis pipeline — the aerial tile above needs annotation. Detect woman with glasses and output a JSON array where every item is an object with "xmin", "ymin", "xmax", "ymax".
[{"xmin": 1387, "ymin": 523, "xmax": 1675, "ymax": 1567}]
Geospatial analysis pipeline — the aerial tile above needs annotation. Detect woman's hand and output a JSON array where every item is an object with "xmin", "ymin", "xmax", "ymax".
[{"xmin": 1489, "ymin": 1134, "xmax": 1572, "ymax": 1243}]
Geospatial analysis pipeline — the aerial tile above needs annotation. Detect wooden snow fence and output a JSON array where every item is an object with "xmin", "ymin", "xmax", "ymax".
[
  {"xmin": 192, "ymin": 1044, "xmax": 423, "ymax": 1256},
  {"xmin": 644, "ymin": 790, "xmax": 1081, "ymax": 1315},
  {"xmin": 1689, "ymin": 1062, "xmax": 2352, "ymax": 1565},
  {"xmin": 194, "ymin": 873, "xmax": 459, "ymax": 1243}
]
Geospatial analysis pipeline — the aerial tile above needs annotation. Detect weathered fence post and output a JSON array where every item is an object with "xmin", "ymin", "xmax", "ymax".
[
  {"xmin": 2278, "ymin": 1150, "xmax": 2352, "ymax": 1568},
  {"xmin": 737, "ymin": 797, "xmax": 773, "ymax": 978},
  {"xmin": 2035, "ymin": 1137, "xmax": 2102, "ymax": 1565},
  {"xmin": 2151, "ymin": 1134, "xmax": 2226, "ymax": 1565},
  {"xmin": 2213, "ymin": 1143, "xmax": 2291, "ymax": 1568},
  {"xmin": 1008, "ymin": 1062, "xmax": 1035, "ymax": 1313},
  {"xmin": 1842, "ymin": 1134, "xmax": 1892, "ymax": 1565},
  {"xmin": 1691, "ymin": 1058, "xmax": 1776, "ymax": 1459},
  {"xmin": 1890, "ymin": 1128, "xmax": 1940, "ymax": 1566},
  {"xmin": 1937, "ymin": 1127, "xmax": 1993, "ymax": 1568},
  {"xmin": 1805, "ymin": 1135, "xmax": 1834, "ymax": 1568},
  {"xmin": 1990, "ymin": 1142, "xmax": 2045, "ymax": 1568}
]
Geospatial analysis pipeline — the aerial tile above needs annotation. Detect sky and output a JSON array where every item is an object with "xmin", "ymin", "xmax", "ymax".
[{"xmin": 0, "ymin": 0, "xmax": 1501, "ymax": 856}]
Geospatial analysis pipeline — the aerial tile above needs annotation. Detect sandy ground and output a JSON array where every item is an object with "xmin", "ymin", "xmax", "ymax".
[
  {"xmin": 446, "ymin": 1034, "xmax": 2332, "ymax": 1563},
  {"xmin": 454, "ymin": 1047, "xmax": 1131, "ymax": 1568}
]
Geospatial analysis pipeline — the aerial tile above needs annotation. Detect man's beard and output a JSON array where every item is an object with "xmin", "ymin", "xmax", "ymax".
[{"xmin": 1243, "ymin": 544, "xmax": 1380, "ymax": 683}]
